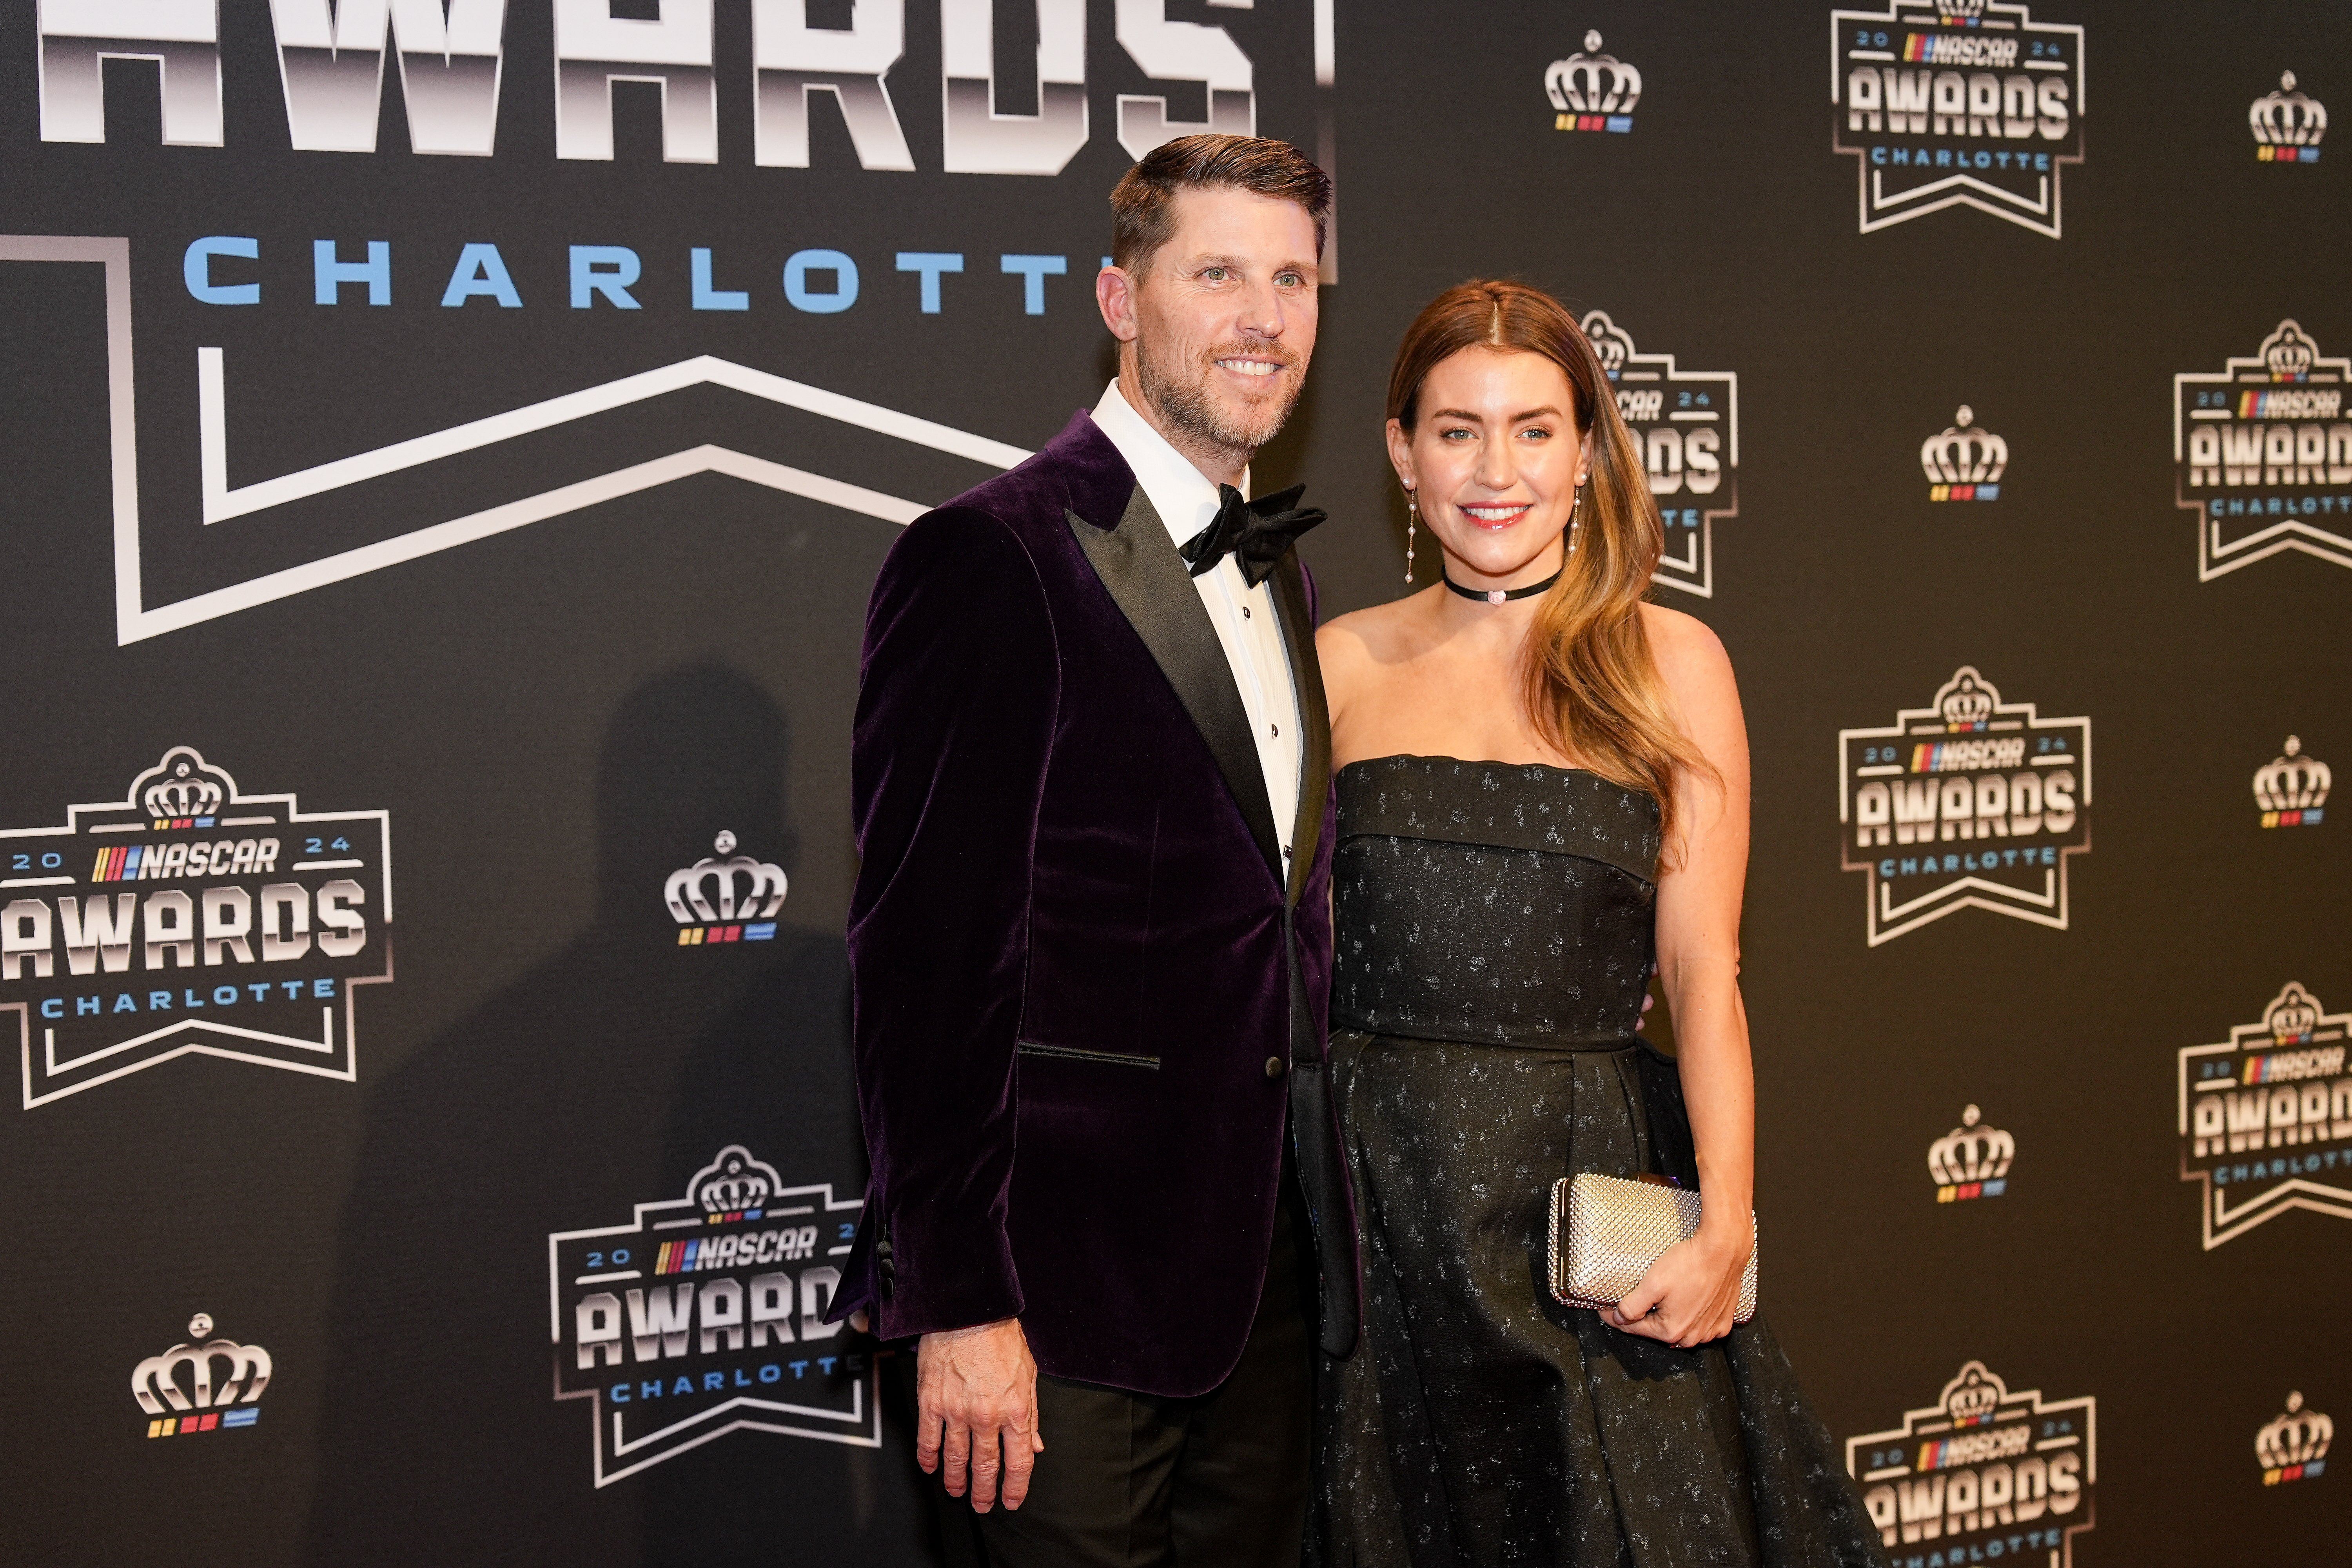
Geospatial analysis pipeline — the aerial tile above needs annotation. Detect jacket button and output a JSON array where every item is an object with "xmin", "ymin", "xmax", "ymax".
[{"xmin": 1265, "ymin": 1056, "xmax": 1286, "ymax": 1079}]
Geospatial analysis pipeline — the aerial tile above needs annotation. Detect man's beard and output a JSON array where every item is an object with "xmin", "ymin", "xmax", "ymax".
[{"xmin": 1135, "ymin": 334, "xmax": 1304, "ymax": 461}]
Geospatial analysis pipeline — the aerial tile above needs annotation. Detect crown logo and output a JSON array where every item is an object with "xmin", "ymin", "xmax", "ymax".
[
  {"xmin": 1933, "ymin": 667, "xmax": 1998, "ymax": 728},
  {"xmin": 1920, "ymin": 406, "xmax": 2009, "ymax": 485},
  {"xmin": 132, "ymin": 746, "xmax": 233, "ymax": 820},
  {"xmin": 687, "ymin": 1144, "xmax": 786, "ymax": 1214},
  {"xmin": 2265, "ymin": 982, "xmax": 2322, "ymax": 1044},
  {"xmin": 1546, "ymin": 31, "xmax": 1642, "ymax": 116},
  {"xmin": 2261, "ymin": 320, "xmax": 2318, "ymax": 379},
  {"xmin": 1928, "ymin": 1104, "xmax": 2015, "ymax": 1186},
  {"xmin": 1935, "ymin": 0, "xmax": 1989, "ymax": 18},
  {"xmin": 2250, "ymin": 73, "xmax": 2328, "ymax": 147},
  {"xmin": 2253, "ymin": 736, "xmax": 2331, "ymax": 812},
  {"xmin": 665, "ymin": 831, "xmax": 788, "ymax": 925},
  {"xmin": 1577, "ymin": 310, "xmax": 1637, "ymax": 379},
  {"xmin": 1940, "ymin": 1361, "xmax": 2007, "ymax": 1424},
  {"xmin": 132, "ymin": 1314, "xmax": 272, "ymax": 1425},
  {"xmin": 2256, "ymin": 1392, "xmax": 2333, "ymax": 1470}
]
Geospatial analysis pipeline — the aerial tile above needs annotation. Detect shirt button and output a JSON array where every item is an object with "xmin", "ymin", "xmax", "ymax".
[
  {"xmin": 1242, "ymin": 606, "xmax": 1252, "ymax": 618},
  {"xmin": 1271, "ymin": 724, "xmax": 1279, "ymax": 737},
  {"xmin": 1265, "ymin": 1056, "xmax": 1286, "ymax": 1079}
]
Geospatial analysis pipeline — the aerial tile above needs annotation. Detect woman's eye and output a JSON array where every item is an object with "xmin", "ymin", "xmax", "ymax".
[
  {"xmin": 1520, "ymin": 426, "xmax": 1552, "ymax": 440},
  {"xmin": 1439, "ymin": 428, "xmax": 1472, "ymax": 440}
]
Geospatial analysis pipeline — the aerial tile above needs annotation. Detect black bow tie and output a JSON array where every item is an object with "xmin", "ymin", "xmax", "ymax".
[{"xmin": 1178, "ymin": 483, "xmax": 1327, "ymax": 588}]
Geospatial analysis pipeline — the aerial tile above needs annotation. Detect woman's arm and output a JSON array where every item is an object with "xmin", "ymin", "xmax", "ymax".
[
  {"xmin": 1316, "ymin": 615, "xmax": 1374, "ymax": 766},
  {"xmin": 1604, "ymin": 605, "xmax": 1755, "ymax": 1347}
]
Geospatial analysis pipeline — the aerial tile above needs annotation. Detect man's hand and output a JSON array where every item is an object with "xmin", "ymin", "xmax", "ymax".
[{"xmin": 915, "ymin": 1318, "xmax": 1044, "ymax": 1512}]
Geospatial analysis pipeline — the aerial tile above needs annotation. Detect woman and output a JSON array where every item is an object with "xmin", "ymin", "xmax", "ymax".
[{"xmin": 1310, "ymin": 281, "xmax": 1885, "ymax": 1567}]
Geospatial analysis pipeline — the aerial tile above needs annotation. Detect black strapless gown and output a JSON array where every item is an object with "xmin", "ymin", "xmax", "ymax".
[{"xmin": 1310, "ymin": 756, "xmax": 1886, "ymax": 1568}]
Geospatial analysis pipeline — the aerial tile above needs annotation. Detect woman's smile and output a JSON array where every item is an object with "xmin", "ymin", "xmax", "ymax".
[{"xmin": 1457, "ymin": 501, "xmax": 1534, "ymax": 529}]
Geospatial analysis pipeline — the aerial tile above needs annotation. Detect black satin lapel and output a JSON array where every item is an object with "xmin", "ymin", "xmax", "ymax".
[
  {"xmin": 1269, "ymin": 552, "xmax": 1331, "ymax": 907},
  {"xmin": 1065, "ymin": 490, "xmax": 1283, "ymax": 878}
]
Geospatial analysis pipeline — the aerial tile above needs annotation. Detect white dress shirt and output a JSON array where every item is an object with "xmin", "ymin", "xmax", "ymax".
[{"xmin": 1090, "ymin": 378, "xmax": 1305, "ymax": 856}]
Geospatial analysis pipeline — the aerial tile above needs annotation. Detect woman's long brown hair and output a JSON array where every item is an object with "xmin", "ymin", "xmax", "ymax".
[{"xmin": 1387, "ymin": 279, "xmax": 1712, "ymax": 850}]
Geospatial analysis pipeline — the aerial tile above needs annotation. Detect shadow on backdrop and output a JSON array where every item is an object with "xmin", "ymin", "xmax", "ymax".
[{"xmin": 302, "ymin": 662, "xmax": 945, "ymax": 1567}]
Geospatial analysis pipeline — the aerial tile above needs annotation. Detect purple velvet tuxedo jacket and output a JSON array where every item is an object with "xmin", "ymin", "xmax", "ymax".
[{"xmin": 833, "ymin": 411, "xmax": 1360, "ymax": 1397}]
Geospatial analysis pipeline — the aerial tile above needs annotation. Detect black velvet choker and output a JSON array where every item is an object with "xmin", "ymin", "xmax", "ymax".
[{"xmin": 1441, "ymin": 568, "xmax": 1561, "ymax": 605}]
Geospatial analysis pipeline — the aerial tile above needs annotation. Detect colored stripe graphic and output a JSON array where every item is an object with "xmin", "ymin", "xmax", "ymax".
[
  {"xmin": 2244, "ymin": 1045, "xmax": 2316, "ymax": 1082},
  {"xmin": 146, "ymin": 1406, "xmax": 256, "ymax": 1435}
]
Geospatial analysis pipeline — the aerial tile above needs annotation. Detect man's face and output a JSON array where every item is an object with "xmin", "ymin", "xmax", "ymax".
[{"xmin": 1115, "ymin": 186, "xmax": 1321, "ymax": 461}]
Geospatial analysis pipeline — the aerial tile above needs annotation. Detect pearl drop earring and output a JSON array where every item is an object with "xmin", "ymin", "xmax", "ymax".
[{"xmin": 1405, "ymin": 492, "xmax": 1418, "ymax": 585}]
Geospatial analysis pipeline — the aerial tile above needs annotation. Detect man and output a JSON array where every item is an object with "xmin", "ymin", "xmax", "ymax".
[{"xmin": 830, "ymin": 135, "xmax": 1356, "ymax": 1564}]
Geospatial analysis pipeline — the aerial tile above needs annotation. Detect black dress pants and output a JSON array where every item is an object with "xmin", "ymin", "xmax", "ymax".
[{"xmin": 951, "ymin": 1171, "xmax": 1313, "ymax": 1568}]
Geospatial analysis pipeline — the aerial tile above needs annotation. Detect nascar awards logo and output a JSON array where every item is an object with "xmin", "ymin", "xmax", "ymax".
[
  {"xmin": 133, "ymin": 1313, "xmax": 270, "ymax": 1439},
  {"xmin": 2257, "ymin": 1392, "xmax": 2330, "ymax": 1486},
  {"xmin": 1546, "ymin": 31, "xmax": 1641, "ymax": 134},
  {"xmin": 1579, "ymin": 310, "xmax": 1738, "ymax": 598},
  {"xmin": 1921, "ymin": 406, "xmax": 2005, "ymax": 500},
  {"xmin": 2173, "ymin": 319, "xmax": 2352, "ymax": 579},
  {"xmin": 1831, "ymin": 0, "xmax": 2085, "ymax": 237},
  {"xmin": 2254, "ymin": 736, "xmax": 2329, "ymax": 828},
  {"xmin": 666, "ymin": 831, "xmax": 788, "ymax": 948},
  {"xmin": 1839, "ymin": 668, "xmax": 2090, "ymax": 945},
  {"xmin": 2176, "ymin": 982, "xmax": 2352, "ymax": 1249},
  {"xmin": 1848, "ymin": 1361, "xmax": 2094, "ymax": 1565},
  {"xmin": 549, "ymin": 1145, "xmax": 872, "ymax": 1486},
  {"xmin": 1929, "ymin": 1104, "xmax": 2011, "ymax": 1201},
  {"xmin": 0, "ymin": 746, "xmax": 391, "ymax": 1109},
  {"xmin": 2250, "ymin": 72, "xmax": 2325, "ymax": 163}
]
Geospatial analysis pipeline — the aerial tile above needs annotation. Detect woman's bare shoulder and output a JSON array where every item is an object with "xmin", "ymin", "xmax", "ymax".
[
  {"xmin": 1317, "ymin": 593, "xmax": 1425, "ymax": 666},
  {"xmin": 1638, "ymin": 601, "xmax": 1734, "ymax": 693}
]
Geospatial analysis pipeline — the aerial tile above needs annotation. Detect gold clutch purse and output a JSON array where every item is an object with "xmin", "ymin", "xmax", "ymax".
[{"xmin": 1547, "ymin": 1172, "xmax": 1758, "ymax": 1323}]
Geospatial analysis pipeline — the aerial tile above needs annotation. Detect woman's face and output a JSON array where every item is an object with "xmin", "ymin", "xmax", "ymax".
[{"xmin": 1387, "ymin": 347, "xmax": 1589, "ymax": 587}]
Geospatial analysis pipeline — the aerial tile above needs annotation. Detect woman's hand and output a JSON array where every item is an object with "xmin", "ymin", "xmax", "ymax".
[{"xmin": 1601, "ymin": 1219, "xmax": 1751, "ymax": 1348}]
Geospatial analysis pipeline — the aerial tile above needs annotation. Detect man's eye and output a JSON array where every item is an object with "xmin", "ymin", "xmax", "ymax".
[
  {"xmin": 1276, "ymin": 272, "xmax": 1302, "ymax": 287},
  {"xmin": 1203, "ymin": 267, "xmax": 1229, "ymax": 281}
]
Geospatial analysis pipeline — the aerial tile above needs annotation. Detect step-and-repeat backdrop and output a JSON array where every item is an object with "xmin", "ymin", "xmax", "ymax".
[{"xmin": 1, "ymin": 2, "xmax": 2344, "ymax": 1563}]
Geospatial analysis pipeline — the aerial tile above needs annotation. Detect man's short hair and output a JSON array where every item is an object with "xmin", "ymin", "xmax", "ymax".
[{"xmin": 1109, "ymin": 134, "xmax": 1332, "ymax": 276}]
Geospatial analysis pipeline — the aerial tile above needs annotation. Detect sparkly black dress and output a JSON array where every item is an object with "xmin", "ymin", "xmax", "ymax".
[{"xmin": 1310, "ymin": 756, "xmax": 1886, "ymax": 1568}]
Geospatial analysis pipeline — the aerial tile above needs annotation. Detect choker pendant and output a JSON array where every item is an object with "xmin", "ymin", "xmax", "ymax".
[{"xmin": 1442, "ymin": 568, "xmax": 1561, "ymax": 605}]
